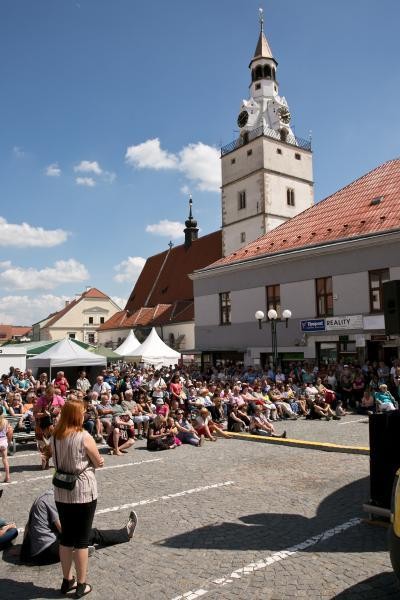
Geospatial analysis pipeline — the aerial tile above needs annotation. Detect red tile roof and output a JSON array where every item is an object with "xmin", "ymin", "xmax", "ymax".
[
  {"xmin": 209, "ymin": 158, "xmax": 400, "ymax": 269},
  {"xmin": 0, "ymin": 325, "xmax": 32, "ymax": 341},
  {"xmin": 125, "ymin": 231, "xmax": 222, "ymax": 312},
  {"xmin": 82, "ymin": 287, "xmax": 109, "ymax": 299},
  {"xmin": 98, "ymin": 301, "xmax": 195, "ymax": 331}
]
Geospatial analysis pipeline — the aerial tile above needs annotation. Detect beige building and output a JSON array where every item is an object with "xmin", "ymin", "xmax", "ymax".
[{"xmin": 32, "ymin": 287, "xmax": 121, "ymax": 344}]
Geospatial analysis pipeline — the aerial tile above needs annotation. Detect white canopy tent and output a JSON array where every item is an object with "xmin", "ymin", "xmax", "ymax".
[
  {"xmin": 114, "ymin": 329, "xmax": 141, "ymax": 357},
  {"xmin": 132, "ymin": 327, "xmax": 181, "ymax": 367},
  {"xmin": 27, "ymin": 337, "xmax": 106, "ymax": 376}
]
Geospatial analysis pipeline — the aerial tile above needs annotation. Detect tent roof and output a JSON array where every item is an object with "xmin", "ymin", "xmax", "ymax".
[
  {"xmin": 132, "ymin": 327, "xmax": 181, "ymax": 367},
  {"xmin": 114, "ymin": 329, "xmax": 140, "ymax": 356},
  {"xmin": 91, "ymin": 345, "xmax": 120, "ymax": 359},
  {"xmin": 27, "ymin": 337, "xmax": 106, "ymax": 368}
]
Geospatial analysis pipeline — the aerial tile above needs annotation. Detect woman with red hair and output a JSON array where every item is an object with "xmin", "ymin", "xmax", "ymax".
[{"xmin": 49, "ymin": 400, "xmax": 103, "ymax": 598}]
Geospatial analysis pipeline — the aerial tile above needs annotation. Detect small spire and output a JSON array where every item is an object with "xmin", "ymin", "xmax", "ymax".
[
  {"xmin": 188, "ymin": 194, "xmax": 193, "ymax": 219},
  {"xmin": 184, "ymin": 195, "xmax": 199, "ymax": 249},
  {"xmin": 259, "ymin": 7, "xmax": 264, "ymax": 33},
  {"xmin": 168, "ymin": 240, "xmax": 173, "ymax": 250}
]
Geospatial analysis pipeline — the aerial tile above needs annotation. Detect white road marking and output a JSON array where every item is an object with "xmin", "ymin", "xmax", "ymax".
[
  {"xmin": 96, "ymin": 481, "xmax": 235, "ymax": 515},
  {"xmin": 8, "ymin": 453, "xmax": 38, "ymax": 459},
  {"xmin": 171, "ymin": 516, "xmax": 362, "ymax": 599},
  {"xmin": 0, "ymin": 458, "xmax": 162, "ymax": 486},
  {"xmin": 337, "ymin": 418, "xmax": 368, "ymax": 425}
]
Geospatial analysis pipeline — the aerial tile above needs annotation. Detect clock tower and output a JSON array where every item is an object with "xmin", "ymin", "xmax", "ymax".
[{"xmin": 221, "ymin": 10, "xmax": 314, "ymax": 256}]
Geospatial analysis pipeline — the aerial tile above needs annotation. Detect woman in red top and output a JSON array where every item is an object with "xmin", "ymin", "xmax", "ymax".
[
  {"xmin": 169, "ymin": 374, "xmax": 183, "ymax": 406},
  {"xmin": 53, "ymin": 371, "xmax": 70, "ymax": 397},
  {"xmin": 34, "ymin": 384, "xmax": 65, "ymax": 469}
]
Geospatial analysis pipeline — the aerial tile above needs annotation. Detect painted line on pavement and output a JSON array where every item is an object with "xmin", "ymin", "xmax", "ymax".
[
  {"xmin": 171, "ymin": 516, "xmax": 362, "ymax": 600},
  {"xmin": 96, "ymin": 481, "xmax": 235, "ymax": 515},
  {"xmin": 0, "ymin": 458, "xmax": 162, "ymax": 487},
  {"xmin": 228, "ymin": 432, "xmax": 369, "ymax": 455}
]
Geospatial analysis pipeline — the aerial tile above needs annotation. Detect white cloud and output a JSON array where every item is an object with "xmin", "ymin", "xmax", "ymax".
[
  {"xmin": 13, "ymin": 146, "xmax": 25, "ymax": 158},
  {"xmin": 0, "ymin": 294, "xmax": 69, "ymax": 326},
  {"xmin": 45, "ymin": 163, "xmax": 61, "ymax": 177},
  {"xmin": 178, "ymin": 142, "xmax": 220, "ymax": 192},
  {"xmin": 76, "ymin": 176, "xmax": 96, "ymax": 187},
  {"xmin": 146, "ymin": 220, "xmax": 184, "ymax": 239},
  {"xmin": 111, "ymin": 296, "xmax": 127, "ymax": 310},
  {"xmin": 125, "ymin": 138, "xmax": 220, "ymax": 192},
  {"xmin": 113, "ymin": 256, "xmax": 146, "ymax": 284},
  {"xmin": 0, "ymin": 259, "xmax": 89, "ymax": 291},
  {"xmin": 180, "ymin": 184, "xmax": 190, "ymax": 195},
  {"xmin": 0, "ymin": 217, "xmax": 68, "ymax": 247},
  {"xmin": 125, "ymin": 138, "xmax": 179, "ymax": 170},
  {"xmin": 74, "ymin": 160, "xmax": 103, "ymax": 175}
]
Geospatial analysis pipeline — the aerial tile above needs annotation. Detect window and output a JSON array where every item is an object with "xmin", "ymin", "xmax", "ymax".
[
  {"xmin": 295, "ymin": 153, "xmax": 301, "ymax": 160},
  {"xmin": 238, "ymin": 190, "xmax": 246, "ymax": 210},
  {"xmin": 266, "ymin": 284, "xmax": 281, "ymax": 317},
  {"xmin": 240, "ymin": 232, "xmax": 246, "ymax": 243},
  {"xmin": 88, "ymin": 316, "xmax": 94, "ymax": 324},
  {"xmin": 369, "ymin": 269, "xmax": 390, "ymax": 313},
  {"xmin": 68, "ymin": 333, "xmax": 76, "ymax": 339},
  {"xmin": 88, "ymin": 333, "xmax": 95, "ymax": 344},
  {"xmin": 255, "ymin": 83, "xmax": 261, "ymax": 90},
  {"xmin": 219, "ymin": 292, "xmax": 231, "ymax": 325},
  {"xmin": 247, "ymin": 149, "xmax": 252, "ymax": 156},
  {"xmin": 316, "ymin": 277, "xmax": 333, "ymax": 317},
  {"xmin": 287, "ymin": 188, "xmax": 295, "ymax": 206},
  {"xmin": 263, "ymin": 64, "xmax": 272, "ymax": 79},
  {"xmin": 100, "ymin": 317, "xmax": 105, "ymax": 324},
  {"xmin": 277, "ymin": 148, "xmax": 282, "ymax": 155},
  {"xmin": 231, "ymin": 158, "xmax": 236, "ymax": 165}
]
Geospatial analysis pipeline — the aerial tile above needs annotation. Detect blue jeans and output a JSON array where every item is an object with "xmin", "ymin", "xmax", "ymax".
[{"xmin": 0, "ymin": 518, "xmax": 18, "ymax": 550}]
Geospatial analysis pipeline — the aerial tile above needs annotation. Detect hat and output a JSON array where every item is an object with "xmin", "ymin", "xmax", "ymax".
[{"xmin": 156, "ymin": 398, "xmax": 164, "ymax": 405}]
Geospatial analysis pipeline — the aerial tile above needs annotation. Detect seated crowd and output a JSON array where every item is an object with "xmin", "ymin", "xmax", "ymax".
[{"xmin": 0, "ymin": 358, "xmax": 399, "ymax": 483}]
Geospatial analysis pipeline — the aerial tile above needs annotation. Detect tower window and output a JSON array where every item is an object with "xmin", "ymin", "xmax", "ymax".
[
  {"xmin": 231, "ymin": 158, "xmax": 236, "ymax": 165},
  {"xmin": 238, "ymin": 191, "xmax": 246, "ymax": 210},
  {"xmin": 255, "ymin": 83, "xmax": 261, "ymax": 90},
  {"xmin": 287, "ymin": 188, "xmax": 295, "ymax": 206},
  {"xmin": 295, "ymin": 153, "xmax": 301, "ymax": 160},
  {"xmin": 247, "ymin": 149, "xmax": 252, "ymax": 156},
  {"xmin": 272, "ymin": 67, "xmax": 276, "ymax": 80},
  {"xmin": 240, "ymin": 232, "xmax": 246, "ymax": 243},
  {"xmin": 255, "ymin": 65, "xmax": 262, "ymax": 80},
  {"xmin": 263, "ymin": 64, "xmax": 272, "ymax": 79},
  {"xmin": 277, "ymin": 148, "xmax": 282, "ymax": 155}
]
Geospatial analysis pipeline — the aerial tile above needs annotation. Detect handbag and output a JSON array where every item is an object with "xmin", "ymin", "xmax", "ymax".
[{"xmin": 52, "ymin": 438, "xmax": 88, "ymax": 491}]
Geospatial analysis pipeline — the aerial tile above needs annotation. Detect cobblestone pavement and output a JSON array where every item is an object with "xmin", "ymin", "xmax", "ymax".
[{"xmin": 0, "ymin": 420, "xmax": 397, "ymax": 600}]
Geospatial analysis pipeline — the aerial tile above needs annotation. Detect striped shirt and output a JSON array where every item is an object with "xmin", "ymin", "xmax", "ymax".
[{"xmin": 50, "ymin": 431, "xmax": 97, "ymax": 504}]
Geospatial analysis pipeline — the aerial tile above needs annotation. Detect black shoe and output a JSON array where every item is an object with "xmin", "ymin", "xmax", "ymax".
[
  {"xmin": 61, "ymin": 577, "xmax": 76, "ymax": 594},
  {"xmin": 74, "ymin": 583, "xmax": 92, "ymax": 598}
]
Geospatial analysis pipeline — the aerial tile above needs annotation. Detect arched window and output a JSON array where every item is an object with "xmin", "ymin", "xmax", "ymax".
[
  {"xmin": 255, "ymin": 65, "xmax": 262, "ymax": 80},
  {"xmin": 272, "ymin": 67, "xmax": 276, "ymax": 80},
  {"xmin": 263, "ymin": 64, "xmax": 271, "ymax": 79},
  {"xmin": 251, "ymin": 69, "xmax": 256, "ymax": 82}
]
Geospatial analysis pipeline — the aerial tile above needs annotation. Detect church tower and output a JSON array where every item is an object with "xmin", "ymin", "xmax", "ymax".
[
  {"xmin": 221, "ymin": 9, "xmax": 314, "ymax": 256},
  {"xmin": 183, "ymin": 196, "xmax": 199, "ymax": 248}
]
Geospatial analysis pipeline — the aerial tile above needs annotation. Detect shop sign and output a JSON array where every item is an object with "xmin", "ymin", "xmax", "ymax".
[
  {"xmin": 300, "ymin": 319, "xmax": 326, "ymax": 332},
  {"xmin": 325, "ymin": 315, "xmax": 363, "ymax": 331}
]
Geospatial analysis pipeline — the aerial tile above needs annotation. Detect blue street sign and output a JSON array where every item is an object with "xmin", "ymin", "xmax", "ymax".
[{"xmin": 300, "ymin": 319, "xmax": 326, "ymax": 332}]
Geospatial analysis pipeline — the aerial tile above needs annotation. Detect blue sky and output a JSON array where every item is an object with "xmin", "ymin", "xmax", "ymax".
[{"xmin": 1, "ymin": 0, "xmax": 399, "ymax": 325}]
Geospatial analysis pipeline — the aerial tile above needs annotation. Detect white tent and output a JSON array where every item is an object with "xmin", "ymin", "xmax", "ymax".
[
  {"xmin": 114, "ymin": 329, "xmax": 141, "ymax": 357},
  {"xmin": 132, "ymin": 327, "xmax": 181, "ymax": 367},
  {"xmin": 27, "ymin": 337, "xmax": 107, "ymax": 372}
]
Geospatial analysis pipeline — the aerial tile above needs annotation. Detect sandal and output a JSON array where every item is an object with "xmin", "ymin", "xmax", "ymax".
[
  {"xmin": 74, "ymin": 583, "xmax": 92, "ymax": 598},
  {"xmin": 61, "ymin": 576, "xmax": 76, "ymax": 594}
]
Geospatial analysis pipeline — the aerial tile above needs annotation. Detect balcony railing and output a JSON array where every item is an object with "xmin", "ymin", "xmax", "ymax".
[{"xmin": 221, "ymin": 126, "xmax": 312, "ymax": 157}]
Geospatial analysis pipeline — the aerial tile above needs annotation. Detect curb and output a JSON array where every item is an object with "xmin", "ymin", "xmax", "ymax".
[{"xmin": 226, "ymin": 432, "xmax": 370, "ymax": 455}]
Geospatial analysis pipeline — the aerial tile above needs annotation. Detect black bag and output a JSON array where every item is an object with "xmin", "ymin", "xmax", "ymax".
[{"xmin": 52, "ymin": 438, "xmax": 87, "ymax": 491}]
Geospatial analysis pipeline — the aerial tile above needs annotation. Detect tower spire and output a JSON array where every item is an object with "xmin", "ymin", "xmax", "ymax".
[
  {"xmin": 259, "ymin": 7, "xmax": 264, "ymax": 33},
  {"xmin": 183, "ymin": 195, "xmax": 199, "ymax": 249}
]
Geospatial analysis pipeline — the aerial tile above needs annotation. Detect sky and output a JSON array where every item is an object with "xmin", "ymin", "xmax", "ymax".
[{"xmin": 1, "ymin": 0, "xmax": 399, "ymax": 326}]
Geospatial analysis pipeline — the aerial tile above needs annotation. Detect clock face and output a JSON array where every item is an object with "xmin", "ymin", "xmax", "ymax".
[
  {"xmin": 278, "ymin": 106, "xmax": 291, "ymax": 125},
  {"xmin": 237, "ymin": 110, "xmax": 249, "ymax": 128}
]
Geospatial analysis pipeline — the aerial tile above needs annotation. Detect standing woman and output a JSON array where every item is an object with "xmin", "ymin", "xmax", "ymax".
[
  {"xmin": 50, "ymin": 400, "xmax": 103, "ymax": 598},
  {"xmin": 34, "ymin": 384, "xmax": 64, "ymax": 470}
]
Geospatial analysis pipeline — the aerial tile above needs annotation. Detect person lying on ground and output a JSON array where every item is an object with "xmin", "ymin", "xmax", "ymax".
[{"xmin": 20, "ymin": 489, "xmax": 137, "ymax": 565}]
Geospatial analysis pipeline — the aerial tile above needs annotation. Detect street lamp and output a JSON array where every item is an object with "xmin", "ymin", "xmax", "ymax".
[{"xmin": 255, "ymin": 308, "xmax": 292, "ymax": 371}]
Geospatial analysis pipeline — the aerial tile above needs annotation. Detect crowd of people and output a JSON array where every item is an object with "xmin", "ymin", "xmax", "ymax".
[{"xmin": 0, "ymin": 358, "xmax": 399, "ymax": 484}]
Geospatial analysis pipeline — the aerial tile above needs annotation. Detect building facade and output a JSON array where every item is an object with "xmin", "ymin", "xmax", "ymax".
[
  {"xmin": 193, "ymin": 159, "xmax": 400, "ymax": 368},
  {"xmin": 32, "ymin": 287, "xmax": 121, "ymax": 344}
]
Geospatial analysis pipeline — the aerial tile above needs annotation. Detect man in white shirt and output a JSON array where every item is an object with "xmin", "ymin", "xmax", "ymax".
[{"xmin": 92, "ymin": 376, "xmax": 111, "ymax": 398}]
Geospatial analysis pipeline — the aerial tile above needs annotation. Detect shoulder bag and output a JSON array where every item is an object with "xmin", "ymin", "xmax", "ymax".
[{"xmin": 52, "ymin": 437, "xmax": 88, "ymax": 491}]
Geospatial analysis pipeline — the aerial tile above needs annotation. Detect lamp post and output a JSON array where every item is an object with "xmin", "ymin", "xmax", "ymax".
[{"xmin": 255, "ymin": 308, "xmax": 292, "ymax": 372}]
